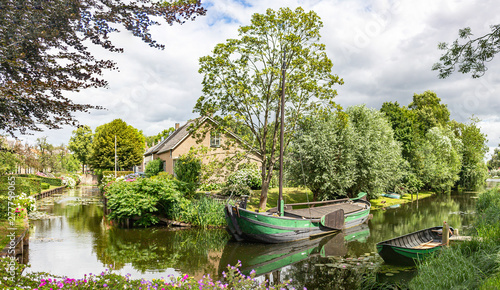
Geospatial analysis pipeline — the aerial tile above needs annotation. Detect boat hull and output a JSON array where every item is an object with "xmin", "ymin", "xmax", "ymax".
[
  {"xmin": 225, "ymin": 199, "xmax": 371, "ymax": 243},
  {"xmin": 376, "ymin": 226, "xmax": 454, "ymax": 266}
]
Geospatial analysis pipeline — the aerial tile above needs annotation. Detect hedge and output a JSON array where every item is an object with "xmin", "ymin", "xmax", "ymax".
[
  {"xmin": 41, "ymin": 182, "xmax": 50, "ymax": 190},
  {"xmin": 13, "ymin": 174, "xmax": 62, "ymax": 187},
  {"xmin": 0, "ymin": 176, "xmax": 41, "ymax": 196},
  {"xmin": 102, "ymin": 171, "xmax": 134, "ymax": 178}
]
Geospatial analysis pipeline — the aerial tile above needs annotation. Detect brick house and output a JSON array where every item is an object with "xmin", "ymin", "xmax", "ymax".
[{"xmin": 143, "ymin": 117, "xmax": 262, "ymax": 177}]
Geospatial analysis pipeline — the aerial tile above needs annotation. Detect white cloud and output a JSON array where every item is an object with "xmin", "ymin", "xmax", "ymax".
[{"xmin": 17, "ymin": 0, "xmax": 500, "ymax": 150}]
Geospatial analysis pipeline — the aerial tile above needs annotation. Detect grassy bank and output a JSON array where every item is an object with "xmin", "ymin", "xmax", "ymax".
[
  {"xmin": 406, "ymin": 187, "xmax": 500, "ymax": 289},
  {"xmin": 245, "ymin": 188, "xmax": 435, "ymax": 211},
  {"xmin": 0, "ymin": 215, "xmax": 28, "ymax": 251}
]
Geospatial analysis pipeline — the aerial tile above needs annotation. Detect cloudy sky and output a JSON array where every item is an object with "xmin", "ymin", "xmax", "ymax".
[{"xmin": 19, "ymin": 0, "xmax": 500, "ymax": 156}]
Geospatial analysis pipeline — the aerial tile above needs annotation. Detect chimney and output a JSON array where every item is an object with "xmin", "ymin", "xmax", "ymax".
[{"xmin": 175, "ymin": 123, "xmax": 180, "ymax": 130}]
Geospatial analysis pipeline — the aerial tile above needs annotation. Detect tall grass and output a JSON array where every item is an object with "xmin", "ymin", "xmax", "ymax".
[
  {"xmin": 176, "ymin": 195, "xmax": 226, "ymax": 228},
  {"xmin": 408, "ymin": 187, "xmax": 500, "ymax": 289}
]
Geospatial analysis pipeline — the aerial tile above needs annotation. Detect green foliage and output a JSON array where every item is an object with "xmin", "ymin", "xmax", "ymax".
[
  {"xmin": 102, "ymin": 171, "xmax": 134, "ymax": 178},
  {"xmin": 409, "ymin": 241, "xmax": 499, "ymax": 289},
  {"xmin": 345, "ymin": 105, "xmax": 406, "ymax": 198},
  {"xmin": 36, "ymin": 176, "xmax": 62, "ymax": 187},
  {"xmin": 227, "ymin": 167, "xmax": 262, "ymax": 189},
  {"xmin": 433, "ymin": 25, "xmax": 500, "ymax": 78},
  {"xmin": 219, "ymin": 184, "xmax": 253, "ymax": 197},
  {"xmin": 413, "ymin": 126, "xmax": 463, "ymax": 193},
  {"xmin": 145, "ymin": 127, "xmax": 175, "ymax": 147},
  {"xmin": 68, "ymin": 125, "xmax": 93, "ymax": 172},
  {"xmin": 0, "ymin": 176, "xmax": 42, "ymax": 196},
  {"xmin": 380, "ymin": 101, "xmax": 417, "ymax": 160},
  {"xmin": 174, "ymin": 154, "xmax": 201, "ymax": 194},
  {"xmin": 90, "ymin": 119, "xmax": 145, "ymax": 170},
  {"xmin": 450, "ymin": 119, "xmax": 489, "ymax": 190},
  {"xmin": 41, "ymin": 182, "xmax": 50, "ymax": 190},
  {"xmin": 409, "ymin": 91, "xmax": 450, "ymax": 134},
  {"xmin": 195, "ymin": 7, "xmax": 344, "ymax": 209},
  {"xmin": 475, "ymin": 188, "xmax": 500, "ymax": 240},
  {"xmin": 488, "ymin": 148, "xmax": 500, "ymax": 170},
  {"xmin": 105, "ymin": 178, "xmax": 186, "ymax": 227},
  {"xmin": 289, "ymin": 106, "xmax": 406, "ymax": 200},
  {"xmin": 287, "ymin": 111, "xmax": 356, "ymax": 200},
  {"xmin": 0, "ymin": 1, "xmax": 205, "ymax": 136},
  {"xmin": 0, "ymin": 145, "xmax": 19, "ymax": 175},
  {"xmin": 174, "ymin": 195, "xmax": 226, "ymax": 228},
  {"xmin": 145, "ymin": 159, "xmax": 164, "ymax": 177}
]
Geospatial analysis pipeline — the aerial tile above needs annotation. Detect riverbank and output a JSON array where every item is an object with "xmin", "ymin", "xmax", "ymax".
[{"xmin": 244, "ymin": 187, "xmax": 435, "ymax": 211}]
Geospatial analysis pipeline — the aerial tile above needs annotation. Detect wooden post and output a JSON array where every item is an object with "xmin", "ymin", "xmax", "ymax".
[{"xmin": 442, "ymin": 221, "xmax": 450, "ymax": 246}]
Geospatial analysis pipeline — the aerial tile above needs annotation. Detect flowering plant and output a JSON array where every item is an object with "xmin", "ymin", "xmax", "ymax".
[
  {"xmin": 0, "ymin": 259, "xmax": 297, "ymax": 289},
  {"xmin": 15, "ymin": 192, "xmax": 36, "ymax": 213}
]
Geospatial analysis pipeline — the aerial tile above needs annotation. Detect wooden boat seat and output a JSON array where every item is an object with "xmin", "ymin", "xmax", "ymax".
[
  {"xmin": 285, "ymin": 202, "xmax": 364, "ymax": 219},
  {"xmin": 412, "ymin": 241, "xmax": 441, "ymax": 249}
]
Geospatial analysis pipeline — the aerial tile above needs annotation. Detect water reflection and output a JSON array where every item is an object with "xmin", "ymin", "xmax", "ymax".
[
  {"xmin": 219, "ymin": 224, "xmax": 370, "ymax": 279},
  {"xmin": 27, "ymin": 186, "xmax": 479, "ymax": 288},
  {"xmin": 28, "ymin": 187, "xmax": 229, "ymax": 280}
]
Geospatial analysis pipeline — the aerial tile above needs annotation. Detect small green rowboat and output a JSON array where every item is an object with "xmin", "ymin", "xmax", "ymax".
[
  {"xmin": 225, "ymin": 192, "xmax": 371, "ymax": 243},
  {"xmin": 376, "ymin": 226, "xmax": 454, "ymax": 266}
]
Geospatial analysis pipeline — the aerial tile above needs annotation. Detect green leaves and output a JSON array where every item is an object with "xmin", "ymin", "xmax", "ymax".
[
  {"xmin": 0, "ymin": 0, "xmax": 205, "ymax": 136},
  {"xmin": 434, "ymin": 24, "xmax": 500, "ymax": 78},
  {"xmin": 105, "ymin": 178, "xmax": 185, "ymax": 227},
  {"xmin": 288, "ymin": 106, "xmax": 405, "ymax": 199},
  {"xmin": 90, "ymin": 119, "xmax": 145, "ymax": 170},
  {"xmin": 195, "ymin": 7, "xmax": 343, "ymax": 208}
]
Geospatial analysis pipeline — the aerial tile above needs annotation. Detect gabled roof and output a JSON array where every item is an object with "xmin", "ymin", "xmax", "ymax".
[
  {"xmin": 144, "ymin": 117, "xmax": 262, "ymax": 159},
  {"xmin": 144, "ymin": 119, "xmax": 197, "ymax": 156}
]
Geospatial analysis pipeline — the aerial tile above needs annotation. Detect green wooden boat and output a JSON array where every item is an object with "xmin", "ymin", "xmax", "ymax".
[
  {"xmin": 224, "ymin": 192, "xmax": 371, "ymax": 243},
  {"xmin": 376, "ymin": 226, "xmax": 454, "ymax": 266}
]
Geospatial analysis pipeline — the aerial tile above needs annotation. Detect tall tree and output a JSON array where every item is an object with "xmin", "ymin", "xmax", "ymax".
[
  {"xmin": 36, "ymin": 136, "xmax": 56, "ymax": 172},
  {"xmin": 194, "ymin": 7, "xmax": 343, "ymax": 210},
  {"xmin": 380, "ymin": 101, "xmax": 417, "ymax": 160},
  {"xmin": 433, "ymin": 25, "xmax": 500, "ymax": 78},
  {"xmin": 286, "ymin": 111, "xmax": 357, "ymax": 200},
  {"xmin": 345, "ymin": 105, "xmax": 406, "ymax": 198},
  {"xmin": 90, "ymin": 119, "xmax": 145, "ymax": 170},
  {"xmin": 413, "ymin": 126, "xmax": 463, "ymax": 193},
  {"xmin": 0, "ymin": 0, "xmax": 206, "ymax": 136},
  {"xmin": 488, "ymin": 148, "xmax": 500, "ymax": 170},
  {"xmin": 450, "ymin": 118, "xmax": 489, "ymax": 190},
  {"xmin": 68, "ymin": 125, "xmax": 93, "ymax": 173},
  {"xmin": 409, "ymin": 90, "xmax": 450, "ymax": 136},
  {"xmin": 146, "ymin": 127, "xmax": 175, "ymax": 147}
]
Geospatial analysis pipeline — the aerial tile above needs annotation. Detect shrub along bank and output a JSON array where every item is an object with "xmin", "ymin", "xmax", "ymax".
[{"xmin": 104, "ymin": 176, "xmax": 226, "ymax": 228}]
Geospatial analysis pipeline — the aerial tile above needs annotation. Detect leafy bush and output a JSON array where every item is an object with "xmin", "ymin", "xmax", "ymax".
[
  {"xmin": 174, "ymin": 154, "xmax": 201, "ymax": 194},
  {"xmin": 199, "ymin": 182, "xmax": 225, "ymax": 191},
  {"xmin": 41, "ymin": 182, "xmax": 50, "ymax": 190},
  {"xmin": 0, "ymin": 176, "xmax": 41, "ymax": 196},
  {"xmin": 145, "ymin": 158, "xmax": 164, "ymax": 177},
  {"xmin": 227, "ymin": 168, "xmax": 262, "ymax": 189},
  {"xmin": 219, "ymin": 184, "xmax": 252, "ymax": 197},
  {"xmin": 101, "ymin": 170, "xmax": 134, "ymax": 179},
  {"xmin": 105, "ymin": 178, "xmax": 187, "ymax": 227}
]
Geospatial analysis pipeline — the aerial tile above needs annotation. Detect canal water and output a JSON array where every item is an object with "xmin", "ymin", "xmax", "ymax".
[{"xmin": 26, "ymin": 183, "xmax": 498, "ymax": 287}]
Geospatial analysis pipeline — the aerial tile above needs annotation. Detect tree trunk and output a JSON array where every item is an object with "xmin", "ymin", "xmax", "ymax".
[
  {"xmin": 259, "ymin": 178, "xmax": 271, "ymax": 211},
  {"xmin": 82, "ymin": 164, "xmax": 85, "ymax": 174}
]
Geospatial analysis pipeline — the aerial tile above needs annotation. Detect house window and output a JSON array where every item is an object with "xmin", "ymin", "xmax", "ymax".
[{"xmin": 210, "ymin": 132, "xmax": 221, "ymax": 148}]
